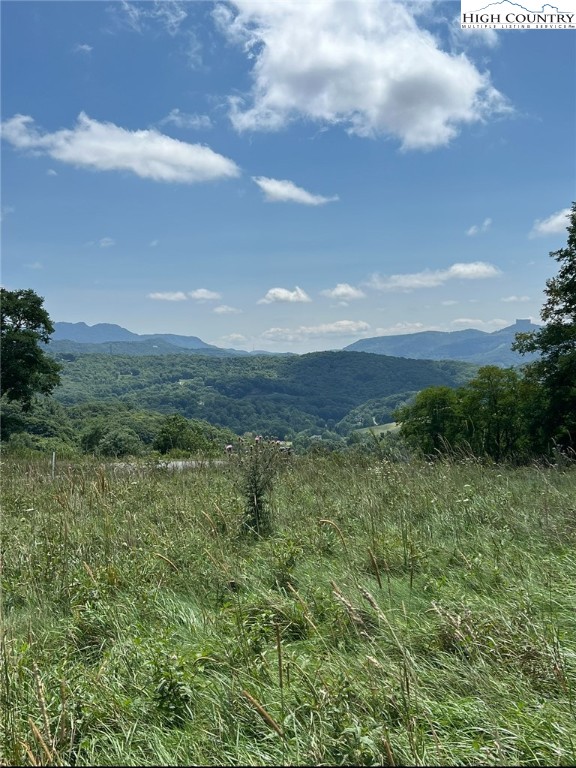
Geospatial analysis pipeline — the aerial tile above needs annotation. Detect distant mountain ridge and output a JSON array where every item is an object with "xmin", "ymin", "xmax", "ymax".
[
  {"xmin": 50, "ymin": 322, "xmax": 283, "ymax": 357},
  {"xmin": 52, "ymin": 319, "xmax": 540, "ymax": 365},
  {"xmin": 52, "ymin": 322, "xmax": 216, "ymax": 350},
  {"xmin": 344, "ymin": 319, "xmax": 540, "ymax": 366}
]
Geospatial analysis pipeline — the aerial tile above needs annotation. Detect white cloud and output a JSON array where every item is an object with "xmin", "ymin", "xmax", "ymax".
[
  {"xmin": 374, "ymin": 321, "xmax": 440, "ymax": 335},
  {"xmin": 0, "ymin": 206, "xmax": 15, "ymax": 221},
  {"xmin": 321, "ymin": 283, "xmax": 365, "ymax": 300},
  {"xmin": 99, "ymin": 237, "xmax": 115, "ymax": 248},
  {"xmin": 466, "ymin": 217, "xmax": 492, "ymax": 236},
  {"xmin": 220, "ymin": 0, "xmax": 509, "ymax": 150},
  {"xmin": 148, "ymin": 291, "xmax": 188, "ymax": 301},
  {"xmin": 451, "ymin": 317, "xmax": 509, "ymax": 329},
  {"xmin": 450, "ymin": 15, "xmax": 499, "ymax": 49},
  {"xmin": 116, "ymin": 0, "xmax": 187, "ymax": 36},
  {"xmin": 262, "ymin": 319, "xmax": 370, "ymax": 342},
  {"xmin": 25, "ymin": 261, "xmax": 43, "ymax": 270},
  {"xmin": 529, "ymin": 207, "xmax": 570, "ymax": 238},
  {"xmin": 73, "ymin": 43, "xmax": 93, "ymax": 54},
  {"xmin": 213, "ymin": 304, "xmax": 242, "ymax": 314},
  {"xmin": 46, "ymin": 168, "xmax": 57, "ymax": 176},
  {"xmin": 441, "ymin": 299, "xmax": 458, "ymax": 306},
  {"xmin": 188, "ymin": 288, "xmax": 222, "ymax": 301},
  {"xmin": 369, "ymin": 261, "xmax": 500, "ymax": 291},
  {"xmin": 258, "ymin": 286, "xmax": 312, "ymax": 304},
  {"xmin": 184, "ymin": 31, "xmax": 203, "ymax": 69},
  {"xmin": 0, "ymin": 113, "xmax": 240, "ymax": 184},
  {"xmin": 501, "ymin": 295, "xmax": 530, "ymax": 303},
  {"xmin": 252, "ymin": 176, "xmax": 338, "ymax": 205},
  {"xmin": 150, "ymin": 1, "xmax": 188, "ymax": 36},
  {"xmin": 159, "ymin": 109, "xmax": 212, "ymax": 130}
]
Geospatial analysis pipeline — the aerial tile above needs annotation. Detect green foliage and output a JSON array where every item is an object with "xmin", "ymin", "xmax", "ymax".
[
  {"xmin": 395, "ymin": 386, "xmax": 462, "ymax": 456},
  {"xmin": 236, "ymin": 438, "xmax": 284, "ymax": 536},
  {"xmin": 97, "ymin": 427, "xmax": 144, "ymax": 458},
  {"xmin": 0, "ymin": 288, "xmax": 61, "ymax": 412},
  {"xmin": 395, "ymin": 367, "xmax": 544, "ymax": 462},
  {"xmin": 153, "ymin": 414, "xmax": 236, "ymax": 456},
  {"xmin": 1, "ymin": 455, "xmax": 575, "ymax": 765},
  {"xmin": 49, "ymin": 350, "xmax": 476, "ymax": 438},
  {"xmin": 514, "ymin": 202, "xmax": 576, "ymax": 450}
]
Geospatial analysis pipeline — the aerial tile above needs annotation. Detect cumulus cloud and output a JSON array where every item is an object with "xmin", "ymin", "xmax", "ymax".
[
  {"xmin": 262, "ymin": 319, "xmax": 370, "ymax": 342},
  {"xmin": 189, "ymin": 288, "xmax": 222, "ymax": 301},
  {"xmin": 501, "ymin": 295, "xmax": 530, "ymax": 303},
  {"xmin": 529, "ymin": 208, "xmax": 570, "ymax": 238},
  {"xmin": 258, "ymin": 286, "xmax": 312, "ymax": 304},
  {"xmin": 213, "ymin": 304, "xmax": 242, "ymax": 314},
  {"xmin": 252, "ymin": 176, "xmax": 338, "ymax": 205},
  {"xmin": 369, "ymin": 261, "xmax": 500, "ymax": 291},
  {"xmin": 450, "ymin": 15, "xmax": 499, "ymax": 49},
  {"xmin": 0, "ymin": 113, "xmax": 240, "ymax": 184},
  {"xmin": 73, "ymin": 43, "xmax": 93, "ymax": 54},
  {"xmin": 148, "ymin": 291, "xmax": 188, "ymax": 301},
  {"xmin": 159, "ymin": 109, "xmax": 212, "ymax": 130},
  {"xmin": 218, "ymin": 0, "xmax": 509, "ymax": 149},
  {"xmin": 321, "ymin": 283, "xmax": 365, "ymax": 300},
  {"xmin": 466, "ymin": 217, "xmax": 492, "ymax": 236}
]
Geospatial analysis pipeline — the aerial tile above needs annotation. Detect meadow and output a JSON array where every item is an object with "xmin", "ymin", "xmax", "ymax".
[{"xmin": 1, "ymin": 451, "xmax": 575, "ymax": 766}]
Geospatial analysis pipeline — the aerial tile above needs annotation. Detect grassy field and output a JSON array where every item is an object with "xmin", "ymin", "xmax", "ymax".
[
  {"xmin": 354, "ymin": 423, "xmax": 400, "ymax": 436},
  {"xmin": 1, "ymin": 452, "xmax": 575, "ymax": 766}
]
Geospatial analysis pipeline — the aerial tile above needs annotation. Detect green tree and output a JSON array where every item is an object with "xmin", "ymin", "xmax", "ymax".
[
  {"xmin": 459, "ymin": 366, "xmax": 526, "ymax": 462},
  {"xmin": 395, "ymin": 386, "xmax": 462, "ymax": 456},
  {"xmin": 514, "ymin": 203, "xmax": 576, "ymax": 449},
  {"xmin": 0, "ymin": 289, "xmax": 61, "ymax": 410}
]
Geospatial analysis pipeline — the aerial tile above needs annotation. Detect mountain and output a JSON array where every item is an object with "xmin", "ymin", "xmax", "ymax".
[
  {"xmin": 50, "ymin": 322, "xmax": 289, "ymax": 357},
  {"xmin": 52, "ymin": 322, "xmax": 216, "ymax": 349},
  {"xmin": 343, "ymin": 320, "xmax": 540, "ymax": 366}
]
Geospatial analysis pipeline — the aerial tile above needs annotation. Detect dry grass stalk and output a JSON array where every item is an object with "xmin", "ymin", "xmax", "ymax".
[
  {"xmin": 368, "ymin": 547, "xmax": 383, "ymax": 590},
  {"xmin": 319, "ymin": 519, "xmax": 348, "ymax": 553},
  {"xmin": 383, "ymin": 737, "xmax": 396, "ymax": 767},
  {"xmin": 20, "ymin": 741, "xmax": 39, "ymax": 766},
  {"xmin": 82, "ymin": 562, "xmax": 98, "ymax": 585},
  {"xmin": 330, "ymin": 580, "xmax": 366, "ymax": 628},
  {"xmin": 153, "ymin": 552, "xmax": 179, "ymax": 572},
  {"xmin": 28, "ymin": 719, "xmax": 53, "ymax": 765},
  {"xmin": 241, "ymin": 690, "xmax": 285, "ymax": 738},
  {"xmin": 360, "ymin": 586, "xmax": 386, "ymax": 621},
  {"xmin": 32, "ymin": 664, "xmax": 52, "ymax": 748},
  {"xmin": 201, "ymin": 510, "xmax": 218, "ymax": 535}
]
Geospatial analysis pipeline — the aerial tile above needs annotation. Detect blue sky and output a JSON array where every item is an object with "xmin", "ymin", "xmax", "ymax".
[{"xmin": 1, "ymin": 0, "xmax": 574, "ymax": 352}]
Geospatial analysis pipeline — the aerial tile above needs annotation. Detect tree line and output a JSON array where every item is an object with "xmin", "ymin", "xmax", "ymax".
[{"xmin": 395, "ymin": 203, "xmax": 576, "ymax": 462}]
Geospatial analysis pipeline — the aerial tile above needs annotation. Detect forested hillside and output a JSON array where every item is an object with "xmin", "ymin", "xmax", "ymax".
[{"xmin": 50, "ymin": 350, "xmax": 476, "ymax": 437}]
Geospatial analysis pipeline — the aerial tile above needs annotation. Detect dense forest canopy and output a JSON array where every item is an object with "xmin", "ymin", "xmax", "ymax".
[{"xmin": 46, "ymin": 350, "xmax": 476, "ymax": 437}]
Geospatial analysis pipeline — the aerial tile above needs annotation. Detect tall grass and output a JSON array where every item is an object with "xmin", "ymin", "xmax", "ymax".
[{"xmin": 1, "ymin": 453, "xmax": 575, "ymax": 765}]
